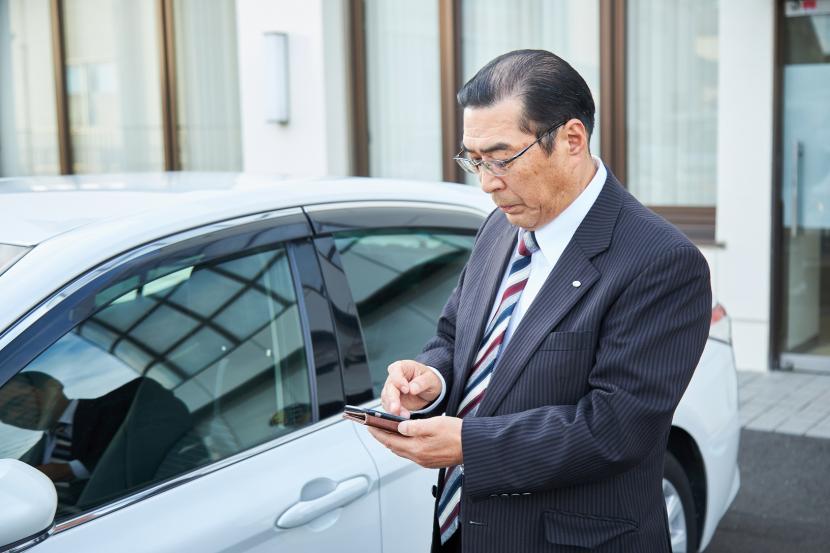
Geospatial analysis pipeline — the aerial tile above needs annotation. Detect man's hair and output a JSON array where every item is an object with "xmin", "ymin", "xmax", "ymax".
[
  {"xmin": 11, "ymin": 371, "xmax": 60, "ymax": 391},
  {"xmin": 457, "ymin": 49, "xmax": 595, "ymax": 155}
]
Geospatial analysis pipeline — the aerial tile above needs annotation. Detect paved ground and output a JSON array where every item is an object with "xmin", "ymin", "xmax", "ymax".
[
  {"xmin": 702, "ymin": 369, "xmax": 830, "ymax": 552},
  {"xmin": 737, "ymin": 369, "xmax": 830, "ymax": 437},
  {"xmin": 705, "ymin": 429, "xmax": 830, "ymax": 552}
]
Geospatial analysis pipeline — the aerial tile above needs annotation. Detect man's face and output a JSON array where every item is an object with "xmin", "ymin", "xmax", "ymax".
[
  {"xmin": 0, "ymin": 376, "xmax": 62, "ymax": 431},
  {"xmin": 461, "ymin": 97, "xmax": 579, "ymax": 230}
]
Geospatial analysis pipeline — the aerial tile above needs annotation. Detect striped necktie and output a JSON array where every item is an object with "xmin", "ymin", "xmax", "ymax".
[
  {"xmin": 48, "ymin": 421, "xmax": 76, "ymax": 508},
  {"xmin": 438, "ymin": 228, "xmax": 539, "ymax": 545},
  {"xmin": 50, "ymin": 422, "xmax": 73, "ymax": 463}
]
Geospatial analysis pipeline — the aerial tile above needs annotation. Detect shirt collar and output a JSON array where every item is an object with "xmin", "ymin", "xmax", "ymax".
[
  {"xmin": 532, "ymin": 155, "xmax": 607, "ymax": 264},
  {"xmin": 58, "ymin": 399, "xmax": 79, "ymax": 425}
]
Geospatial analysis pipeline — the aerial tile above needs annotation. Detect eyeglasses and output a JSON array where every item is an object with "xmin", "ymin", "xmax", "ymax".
[{"xmin": 453, "ymin": 123, "xmax": 564, "ymax": 177}]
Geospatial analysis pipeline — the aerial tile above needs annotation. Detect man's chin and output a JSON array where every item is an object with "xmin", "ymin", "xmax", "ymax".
[{"xmin": 504, "ymin": 212, "xmax": 532, "ymax": 230}]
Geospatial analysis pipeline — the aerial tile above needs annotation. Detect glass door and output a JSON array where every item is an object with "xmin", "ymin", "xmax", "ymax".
[{"xmin": 779, "ymin": 1, "xmax": 830, "ymax": 371}]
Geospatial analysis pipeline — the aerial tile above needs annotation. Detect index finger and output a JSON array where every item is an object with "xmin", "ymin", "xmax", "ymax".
[
  {"xmin": 381, "ymin": 365, "xmax": 410, "ymax": 415},
  {"xmin": 387, "ymin": 361, "xmax": 411, "ymax": 395},
  {"xmin": 381, "ymin": 379, "xmax": 401, "ymax": 415}
]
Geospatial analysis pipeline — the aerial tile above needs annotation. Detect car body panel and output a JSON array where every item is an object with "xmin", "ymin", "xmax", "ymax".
[
  {"xmin": 350, "ymin": 401, "xmax": 438, "ymax": 553},
  {"xmin": 672, "ymin": 338, "xmax": 741, "ymax": 550},
  {"xmin": 30, "ymin": 419, "xmax": 382, "ymax": 553}
]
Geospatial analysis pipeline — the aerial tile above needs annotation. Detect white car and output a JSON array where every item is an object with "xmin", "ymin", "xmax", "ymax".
[{"xmin": 0, "ymin": 173, "xmax": 739, "ymax": 553}]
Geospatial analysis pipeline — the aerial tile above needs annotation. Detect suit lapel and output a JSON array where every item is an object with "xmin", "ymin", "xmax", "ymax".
[
  {"xmin": 447, "ymin": 223, "xmax": 517, "ymax": 416},
  {"xmin": 71, "ymin": 398, "xmax": 96, "ymax": 461},
  {"xmin": 476, "ymin": 169, "xmax": 625, "ymax": 417},
  {"xmin": 476, "ymin": 242, "xmax": 599, "ymax": 417}
]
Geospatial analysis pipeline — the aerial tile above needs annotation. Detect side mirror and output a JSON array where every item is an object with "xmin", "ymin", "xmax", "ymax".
[{"xmin": 0, "ymin": 459, "xmax": 57, "ymax": 550}]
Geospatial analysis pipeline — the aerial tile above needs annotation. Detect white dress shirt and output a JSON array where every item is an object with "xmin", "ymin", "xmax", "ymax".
[
  {"xmin": 415, "ymin": 156, "xmax": 607, "ymax": 414},
  {"xmin": 43, "ymin": 399, "xmax": 90, "ymax": 480}
]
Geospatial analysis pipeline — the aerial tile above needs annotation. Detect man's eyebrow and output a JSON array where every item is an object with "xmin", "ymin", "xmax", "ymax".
[{"xmin": 459, "ymin": 142, "xmax": 513, "ymax": 155}]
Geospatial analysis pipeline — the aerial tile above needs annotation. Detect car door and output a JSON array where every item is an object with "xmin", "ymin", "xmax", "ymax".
[
  {"xmin": 0, "ymin": 208, "xmax": 382, "ymax": 553},
  {"xmin": 306, "ymin": 201, "xmax": 483, "ymax": 553}
]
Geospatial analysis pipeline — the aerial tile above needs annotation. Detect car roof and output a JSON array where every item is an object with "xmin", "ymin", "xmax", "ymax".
[
  {"xmin": 0, "ymin": 172, "xmax": 490, "ymax": 246},
  {"xmin": 0, "ymin": 172, "xmax": 492, "ymax": 337}
]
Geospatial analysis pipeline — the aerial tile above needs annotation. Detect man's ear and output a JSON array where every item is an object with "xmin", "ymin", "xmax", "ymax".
[{"xmin": 563, "ymin": 118, "xmax": 588, "ymax": 156}]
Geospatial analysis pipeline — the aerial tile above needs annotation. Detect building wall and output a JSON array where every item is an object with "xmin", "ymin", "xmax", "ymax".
[
  {"xmin": 235, "ymin": 0, "xmax": 351, "ymax": 177},
  {"xmin": 709, "ymin": 0, "xmax": 776, "ymax": 371}
]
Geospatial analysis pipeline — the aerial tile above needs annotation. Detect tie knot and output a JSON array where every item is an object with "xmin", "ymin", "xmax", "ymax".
[
  {"xmin": 517, "ymin": 229, "xmax": 539, "ymax": 257},
  {"xmin": 53, "ymin": 421, "xmax": 70, "ymax": 435}
]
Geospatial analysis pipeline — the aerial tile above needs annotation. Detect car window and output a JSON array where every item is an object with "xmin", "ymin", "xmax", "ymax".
[
  {"xmin": 333, "ymin": 229, "xmax": 475, "ymax": 396},
  {"xmin": 0, "ymin": 242, "xmax": 312, "ymax": 521}
]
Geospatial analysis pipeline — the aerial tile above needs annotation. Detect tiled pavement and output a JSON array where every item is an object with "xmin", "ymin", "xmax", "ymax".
[{"xmin": 738, "ymin": 370, "xmax": 830, "ymax": 438}]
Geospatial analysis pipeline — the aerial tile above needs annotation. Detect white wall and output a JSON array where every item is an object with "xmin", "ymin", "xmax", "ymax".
[
  {"xmin": 236, "ymin": 0, "xmax": 351, "ymax": 177},
  {"xmin": 712, "ymin": 0, "xmax": 776, "ymax": 371}
]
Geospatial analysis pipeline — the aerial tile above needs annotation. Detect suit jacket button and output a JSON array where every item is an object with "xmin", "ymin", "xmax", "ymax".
[{"xmin": 432, "ymin": 485, "xmax": 438, "ymax": 498}]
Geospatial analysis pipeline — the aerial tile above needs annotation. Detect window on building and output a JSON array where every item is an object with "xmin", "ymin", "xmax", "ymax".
[
  {"xmin": 0, "ymin": 0, "xmax": 60, "ymax": 177},
  {"xmin": 172, "ymin": 0, "xmax": 242, "ymax": 171},
  {"xmin": 351, "ymin": 1, "xmax": 719, "ymax": 240},
  {"xmin": 0, "ymin": 0, "xmax": 243, "ymax": 176},
  {"xmin": 460, "ymin": 0, "xmax": 601, "ymax": 155},
  {"xmin": 356, "ymin": 0, "xmax": 600, "ymax": 186},
  {"xmin": 363, "ymin": 0, "xmax": 443, "ymax": 181},
  {"xmin": 63, "ymin": 0, "xmax": 164, "ymax": 173},
  {"xmin": 626, "ymin": 0, "xmax": 718, "ymax": 207}
]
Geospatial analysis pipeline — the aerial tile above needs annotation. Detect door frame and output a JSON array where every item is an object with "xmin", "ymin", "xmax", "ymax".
[
  {"xmin": 304, "ymin": 200, "xmax": 485, "ymax": 403},
  {"xmin": 770, "ymin": 0, "xmax": 830, "ymax": 373},
  {"xmin": 770, "ymin": 0, "xmax": 784, "ymax": 371}
]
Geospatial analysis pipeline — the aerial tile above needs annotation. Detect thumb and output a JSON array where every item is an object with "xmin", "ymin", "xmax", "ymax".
[
  {"xmin": 408, "ymin": 371, "xmax": 438, "ymax": 397},
  {"xmin": 397, "ymin": 419, "xmax": 425, "ymax": 437}
]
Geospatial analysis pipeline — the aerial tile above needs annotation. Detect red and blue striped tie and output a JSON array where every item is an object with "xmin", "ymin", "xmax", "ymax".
[{"xmin": 438, "ymin": 228, "xmax": 538, "ymax": 545}]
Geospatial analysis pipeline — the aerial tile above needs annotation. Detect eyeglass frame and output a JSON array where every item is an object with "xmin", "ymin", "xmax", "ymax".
[{"xmin": 453, "ymin": 122, "xmax": 566, "ymax": 177}]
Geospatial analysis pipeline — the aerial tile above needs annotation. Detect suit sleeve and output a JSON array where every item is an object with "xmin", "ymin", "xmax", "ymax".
[
  {"xmin": 461, "ymin": 245, "xmax": 712, "ymax": 498},
  {"xmin": 412, "ymin": 209, "xmax": 498, "ymax": 416},
  {"xmin": 413, "ymin": 262, "xmax": 465, "ymax": 415}
]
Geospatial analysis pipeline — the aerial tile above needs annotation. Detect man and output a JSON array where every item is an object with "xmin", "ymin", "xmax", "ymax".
[
  {"xmin": 366, "ymin": 50, "xmax": 711, "ymax": 552},
  {"xmin": 0, "ymin": 371, "xmax": 192, "ymax": 512},
  {"xmin": 0, "ymin": 371, "xmax": 115, "ymax": 483}
]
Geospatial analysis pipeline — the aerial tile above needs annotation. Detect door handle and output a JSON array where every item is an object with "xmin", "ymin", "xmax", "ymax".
[
  {"xmin": 791, "ymin": 140, "xmax": 803, "ymax": 238},
  {"xmin": 276, "ymin": 476, "xmax": 370, "ymax": 529}
]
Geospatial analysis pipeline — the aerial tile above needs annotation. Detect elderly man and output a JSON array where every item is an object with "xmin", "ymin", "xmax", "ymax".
[
  {"xmin": 366, "ymin": 50, "xmax": 711, "ymax": 553},
  {"xmin": 0, "ymin": 371, "xmax": 192, "ymax": 515}
]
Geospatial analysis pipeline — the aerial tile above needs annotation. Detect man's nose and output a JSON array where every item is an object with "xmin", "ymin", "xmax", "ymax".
[{"xmin": 479, "ymin": 171, "xmax": 505, "ymax": 194}]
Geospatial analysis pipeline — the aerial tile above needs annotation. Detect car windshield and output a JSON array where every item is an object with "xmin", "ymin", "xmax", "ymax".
[{"xmin": 0, "ymin": 244, "xmax": 30, "ymax": 277}]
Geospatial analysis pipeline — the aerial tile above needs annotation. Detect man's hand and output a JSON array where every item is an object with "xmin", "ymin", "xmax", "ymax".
[
  {"xmin": 381, "ymin": 360, "xmax": 441, "ymax": 418},
  {"xmin": 366, "ymin": 416, "xmax": 462, "ymax": 469},
  {"xmin": 37, "ymin": 462, "xmax": 73, "ymax": 482}
]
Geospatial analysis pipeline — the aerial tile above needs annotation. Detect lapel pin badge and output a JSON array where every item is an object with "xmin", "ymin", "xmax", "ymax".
[{"xmin": 572, "ymin": 280, "xmax": 581, "ymax": 288}]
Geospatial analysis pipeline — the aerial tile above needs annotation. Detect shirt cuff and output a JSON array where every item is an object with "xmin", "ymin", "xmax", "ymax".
[
  {"xmin": 68, "ymin": 459, "xmax": 90, "ymax": 480},
  {"xmin": 410, "ymin": 366, "xmax": 446, "ymax": 415}
]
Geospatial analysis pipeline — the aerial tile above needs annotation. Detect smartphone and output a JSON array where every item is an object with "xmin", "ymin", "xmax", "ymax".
[{"xmin": 343, "ymin": 405, "xmax": 407, "ymax": 433}]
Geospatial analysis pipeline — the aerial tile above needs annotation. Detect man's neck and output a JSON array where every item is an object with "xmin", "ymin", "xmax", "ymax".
[
  {"xmin": 542, "ymin": 156, "xmax": 599, "ymax": 227},
  {"xmin": 51, "ymin": 395, "xmax": 71, "ymax": 428},
  {"xmin": 573, "ymin": 155, "xmax": 599, "ymax": 194}
]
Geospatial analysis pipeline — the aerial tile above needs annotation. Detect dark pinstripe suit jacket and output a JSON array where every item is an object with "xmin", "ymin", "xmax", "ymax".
[{"xmin": 417, "ymin": 168, "xmax": 712, "ymax": 553}]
